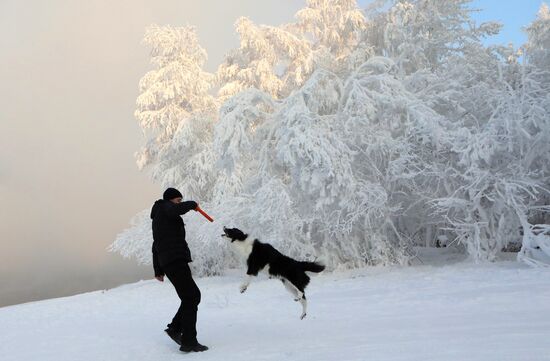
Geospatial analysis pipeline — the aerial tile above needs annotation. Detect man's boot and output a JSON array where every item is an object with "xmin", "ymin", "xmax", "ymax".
[
  {"xmin": 179, "ymin": 342, "xmax": 209, "ymax": 352},
  {"xmin": 164, "ymin": 328, "xmax": 182, "ymax": 346}
]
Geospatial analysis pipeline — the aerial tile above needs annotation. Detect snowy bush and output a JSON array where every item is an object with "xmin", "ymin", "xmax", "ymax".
[{"xmin": 110, "ymin": 0, "xmax": 550, "ymax": 275}]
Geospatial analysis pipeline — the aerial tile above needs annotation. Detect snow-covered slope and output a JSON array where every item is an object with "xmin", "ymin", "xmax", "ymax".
[{"xmin": 1, "ymin": 260, "xmax": 550, "ymax": 361}]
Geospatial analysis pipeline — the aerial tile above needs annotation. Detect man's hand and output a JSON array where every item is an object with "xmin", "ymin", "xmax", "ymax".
[{"xmin": 155, "ymin": 275, "xmax": 164, "ymax": 282}]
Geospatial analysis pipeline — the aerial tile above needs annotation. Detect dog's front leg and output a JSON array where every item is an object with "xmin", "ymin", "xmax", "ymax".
[{"xmin": 240, "ymin": 275, "xmax": 253, "ymax": 293}]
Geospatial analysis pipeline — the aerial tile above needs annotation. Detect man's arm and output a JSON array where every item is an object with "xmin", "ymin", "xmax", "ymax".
[
  {"xmin": 152, "ymin": 245, "xmax": 164, "ymax": 280},
  {"xmin": 165, "ymin": 201, "xmax": 198, "ymax": 217}
]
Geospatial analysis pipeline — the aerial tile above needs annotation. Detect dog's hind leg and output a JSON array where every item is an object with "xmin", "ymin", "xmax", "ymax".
[
  {"xmin": 281, "ymin": 279, "xmax": 307, "ymax": 319},
  {"xmin": 281, "ymin": 279, "xmax": 303, "ymax": 301},
  {"xmin": 299, "ymin": 296, "xmax": 307, "ymax": 320}
]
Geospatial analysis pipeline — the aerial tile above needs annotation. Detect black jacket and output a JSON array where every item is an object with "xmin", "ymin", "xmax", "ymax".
[{"xmin": 150, "ymin": 199, "xmax": 197, "ymax": 276}]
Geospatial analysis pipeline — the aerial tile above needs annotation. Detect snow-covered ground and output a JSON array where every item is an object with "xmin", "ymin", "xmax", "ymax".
[{"xmin": 2, "ymin": 253, "xmax": 550, "ymax": 361}]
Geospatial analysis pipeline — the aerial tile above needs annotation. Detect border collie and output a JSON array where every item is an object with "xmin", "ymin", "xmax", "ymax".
[{"xmin": 222, "ymin": 227, "xmax": 325, "ymax": 319}]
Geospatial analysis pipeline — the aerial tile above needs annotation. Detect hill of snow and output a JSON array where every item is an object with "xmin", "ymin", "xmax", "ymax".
[{"xmin": 2, "ymin": 255, "xmax": 550, "ymax": 361}]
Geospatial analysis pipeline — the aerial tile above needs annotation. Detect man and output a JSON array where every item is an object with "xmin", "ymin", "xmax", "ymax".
[{"xmin": 151, "ymin": 187, "xmax": 208, "ymax": 353}]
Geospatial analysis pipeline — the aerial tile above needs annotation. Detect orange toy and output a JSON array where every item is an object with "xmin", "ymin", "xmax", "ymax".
[{"xmin": 195, "ymin": 205, "xmax": 214, "ymax": 222}]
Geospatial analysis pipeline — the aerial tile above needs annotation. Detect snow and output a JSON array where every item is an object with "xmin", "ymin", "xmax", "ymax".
[{"xmin": 2, "ymin": 254, "xmax": 550, "ymax": 361}]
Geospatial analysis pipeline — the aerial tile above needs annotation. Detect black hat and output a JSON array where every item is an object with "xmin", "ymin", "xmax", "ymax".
[{"xmin": 163, "ymin": 188, "xmax": 183, "ymax": 200}]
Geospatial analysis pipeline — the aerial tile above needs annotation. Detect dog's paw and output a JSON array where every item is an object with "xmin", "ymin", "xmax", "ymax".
[{"xmin": 239, "ymin": 285, "xmax": 248, "ymax": 294}]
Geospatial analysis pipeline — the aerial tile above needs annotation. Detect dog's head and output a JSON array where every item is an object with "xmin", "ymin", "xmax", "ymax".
[{"xmin": 222, "ymin": 227, "xmax": 248, "ymax": 243}]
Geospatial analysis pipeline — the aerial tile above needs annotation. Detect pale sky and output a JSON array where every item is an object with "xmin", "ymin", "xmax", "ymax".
[
  {"xmin": 0, "ymin": 0, "xmax": 304, "ymax": 307},
  {"xmin": 0, "ymin": 0, "xmax": 544, "ymax": 307},
  {"xmin": 471, "ymin": 0, "xmax": 546, "ymax": 46}
]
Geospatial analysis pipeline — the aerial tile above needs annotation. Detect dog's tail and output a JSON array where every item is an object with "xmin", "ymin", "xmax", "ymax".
[{"xmin": 300, "ymin": 261, "xmax": 325, "ymax": 273}]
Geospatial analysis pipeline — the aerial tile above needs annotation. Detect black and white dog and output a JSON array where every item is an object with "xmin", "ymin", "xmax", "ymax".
[{"xmin": 222, "ymin": 227, "xmax": 325, "ymax": 319}]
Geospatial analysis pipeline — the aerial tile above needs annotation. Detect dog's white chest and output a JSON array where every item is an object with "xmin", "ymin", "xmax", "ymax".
[{"xmin": 231, "ymin": 239, "xmax": 254, "ymax": 258}]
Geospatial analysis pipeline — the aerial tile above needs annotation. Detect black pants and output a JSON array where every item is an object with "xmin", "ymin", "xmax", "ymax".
[{"xmin": 164, "ymin": 261, "xmax": 201, "ymax": 345}]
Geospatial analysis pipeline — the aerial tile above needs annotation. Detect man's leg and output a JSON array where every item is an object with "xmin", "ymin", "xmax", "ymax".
[
  {"xmin": 164, "ymin": 261, "xmax": 201, "ymax": 346},
  {"xmin": 167, "ymin": 303, "xmax": 184, "ymax": 332},
  {"xmin": 164, "ymin": 303, "xmax": 184, "ymax": 345}
]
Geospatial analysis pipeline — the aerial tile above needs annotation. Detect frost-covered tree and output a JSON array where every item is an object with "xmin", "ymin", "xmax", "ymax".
[
  {"xmin": 525, "ymin": 3, "xmax": 550, "ymax": 70},
  {"xmin": 111, "ymin": 0, "xmax": 550, "ymax": 274},
  {"xmin": 215, "ymin": 16, "xmax": 321, "ymax": 100},
  {"xmin": 216, "ymin": 17, "xmax": 285, "ymax": 99},
  {"xmin": 134, "ymin": 24, "xmax": 217, "ymax": 197},
  {"xmin": 514, "ymin": 3, "xmax": 550, "ymax": 265},
  {"xmin": 366, "ymin": 0, "xmax": 501, "ymax": 74},
  {"xmin": 295, "ymin": 0, "xmax": 367, "ymax": 73},
  {"xmin": 216, "ymin": 0, "xmax": 367, "ymax": 100}
]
